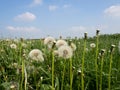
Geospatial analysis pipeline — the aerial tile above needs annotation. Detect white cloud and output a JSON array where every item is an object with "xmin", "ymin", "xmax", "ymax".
[
  {"xmin": 63, "ymin": 4, "xmax": 71, "ymax": 8},
  {"xmin": 6, "ymin": 26, "xmax": 39, "ymax": 32},
  {"xmin": 30, "ymin": 0, "xmax": 43, "ymax": 7},
  {"xmin": 49, "ymin": 5, "xmax": 58, "ymax": 11},
  {"xmin": 104, "ymin": 5, "xmax": 120, "ymax": 17},
  {"xmin": 14, "ymin": 12, "xmax": 36, "ymax": 22}
]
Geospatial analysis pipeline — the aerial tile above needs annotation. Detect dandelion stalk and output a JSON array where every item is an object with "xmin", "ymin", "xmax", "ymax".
[
  {"xmin": 51, "ymin": 42, "xmax": 56, "ymax": 90},
  {"xmin": 61, "ymin": 59, "xmax": 66, "ymax": 90},
  {"xmin": 95, "ymin": 30, "xmax": 99, "ymax": 90},
  {"xmin": 99, "ymin": 49, "xmax": 105, "ymax": 90},
  {"xmin": 52, "ymin": 51, "xmax": 54, "ymax": 90},
  {"xmin": 108, "ymin": 45, "xmax": 115, "ymax": 90},
  {"xmin": 70, "ymin": 57, "xmax": 73, "ymax": 90},
  {"xmin": 81, "ymin": 32, "xmax": 87, "ymax": 90}
]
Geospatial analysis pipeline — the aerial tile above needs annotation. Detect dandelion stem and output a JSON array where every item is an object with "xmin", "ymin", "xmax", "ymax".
[
  {"xmin": 95, "ymin": 30, "xmax": 99, "ymax": 90},
  {"xmin": 100, "ymin": 56, "xmax": 104, "ymax": 90},
  {"xmin": 70, "ymin": 58, "xmax": 73, "ymax": 90},
  {"xmin": 108, "ymin": 52, "xmax": 113, "ymax": 90},
  {"xmin": 81, "ymin": 35, "xmax": 87, "ymax": 90},
  {"xmin": 52, "ymin": 51, "xmax": 55, "ymax": 90},
  {"xmin": 61, "ymin": 59, "xmax": 66, "ymax": 90}
]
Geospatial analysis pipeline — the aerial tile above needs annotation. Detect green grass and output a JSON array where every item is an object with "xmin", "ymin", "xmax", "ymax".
[{"xmin": 0, "ymin": 33, "xmax": 120, "ymax": 90}]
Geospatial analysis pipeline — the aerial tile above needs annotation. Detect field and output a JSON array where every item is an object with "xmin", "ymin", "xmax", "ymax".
[{"xmin": 0, "ymin": 31, "xmax": 120, "ymax": 90}]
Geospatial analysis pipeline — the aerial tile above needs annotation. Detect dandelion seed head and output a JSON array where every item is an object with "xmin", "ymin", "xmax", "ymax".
[
  {"xmin": 10, "ymin": 43, "xmax": 17, "ymax": 49},
  {"xmin": 70, "ymin": 43, "xmax": 77, "ymax": 51},
  {"xmin": 56, "ymin": 39, "xmax": 68, "ymax": 48},
  {"xmin": 28, "ymin": 49, "xmax": 44, "ymax": 62},
  {"xmin": 90, "ymin": 43, "xmax": 96, "ymax": 48},
  {"xmin": 58, "ymin": 45, "xmax": 73, "ymax": 59},
  {"xmin": 10, "ymin": 85, "xmax": 15, "ymax": 89},
  {"xmin": 13, "ymin": 39, "xmax": 19, "ymax": 43},
  {"xmin": 85, "ymin": 48, "xmax": 89, "ymax": 51},
  {"xmin": 44, "ymin": 36, "xmax": 55, "ymax": 45},
  {"xmin": 22, "ymin": 43, "xmax": 27, "ymax": 48}
]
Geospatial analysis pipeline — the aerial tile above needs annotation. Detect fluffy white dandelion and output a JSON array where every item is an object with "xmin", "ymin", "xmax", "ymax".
[
  {"xmin": 57, "ymin": 45, "xmax": 73, "ymax": 59},
  {"xmin": 85, "ymin": 48, "xmax": 89, "ymax": 51},
  {"xmin": 6, "ymin": 38, "xmax": 11, "ymax": 42},
  {"xmin": 28, "ymin": 49, "xmax": 44, "ymax": 62},
  {"xmin": 13, "ymin": 39, "xmax": 19, "ymax": 43},
  {"xmin": 44, "ymin": 36, "xmax": 56, "ymax": 49},
  {"xmin": 70, "ymin": 43, "xmax": 77, "ymax": 51},
  {"xmin": 44, "ymin": 36, "xmax": 55, "ymax": 45},
  {"xmin": 22, "ymin": 43, "xmax": 27, "ymax": 48},
  {"xmin": 56, "ymin": 39, "xmax": 68, "ymax": 48},
  {"xmin": 10, "ymin": 43, "xmax": 17, "ymax": 49},
  {"xmin": 90, "ymin": 43, "xmax": 96, "ymax": 48}
]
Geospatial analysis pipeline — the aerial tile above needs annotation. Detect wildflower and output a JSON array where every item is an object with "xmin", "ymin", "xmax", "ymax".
[
  {"xmin": 110, "ymin": 44, "xmax": 115, "ymax": 53},
  {"xmin": 90, "ymin": 43, "xmax": 96, "ymax": 48},
  {"xmin": 28, "ymin": 49, "xmax": 44, "ymax": 62},
  {"xmin": 13, "ymin": 39, "xmax": 19, "ymax": 43},
  {"xmin": 10, "ymin": 43, "xmax": 17, "ymax": 49},
  {"xmin": 85, "ymin": 48, "xmax": 89, "ymax": 51},
  {"xmin": 44, "ymin": 36, "xmax": 55, "ymax": 45},
  {"xmin": 10, "ymin": 85, "xmax": 15, "ymax": 89},
  {"xmin": 44, "ymin": 36, "xmax": 56, "ymax": 49},
  {"xmin": 70, "ymin": 43, "xmax": 77, "ymax": 51},
  {"xmin": 22, "ymin": 43, "xmax": 27, "ymax": 48},
  {"xmin": 6, "ymin": 38, "xmax": 11, "ymax": 42},
  {"xmin": 57, "ymin": 45, "xmax": 73, "ymax": 59},
  {"xmin": 77, "ymin": 68, "xmax": 81, "ymax": 75},
  {"xmin": 56, "ymin": 39, "xmax": 68, "ymax": 48}
]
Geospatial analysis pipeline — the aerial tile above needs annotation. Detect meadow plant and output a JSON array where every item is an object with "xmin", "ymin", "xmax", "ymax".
[
  {"xmin": 28, "ymin": 49, "xmax": 44, "ymax": 62},
  {"xmin": 0, "ymin": 32, "xmax": 120, "ymax": 90},
  {"xmin": 56, "ymin": 39, "xmax": 68, "ymax": 48},
  {"xmin": 99, "ymin": 49, "xmax": 105, "ymax": 90},
  {"xmin": 108, "ymin": 44, "xmax": 115, "ymax": 90},
  {"xmin": 95, "ymin": 30, "xmax": 100, "ymax": 90},
  {"xmin": 81, "ymin": 32, "xmax": 87, "ymax": 90}
]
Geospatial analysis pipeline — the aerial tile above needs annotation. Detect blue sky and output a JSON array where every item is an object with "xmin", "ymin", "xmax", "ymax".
[{"xmin": 0, "ymin": 0, "xmax": 120, "ymax": 38}]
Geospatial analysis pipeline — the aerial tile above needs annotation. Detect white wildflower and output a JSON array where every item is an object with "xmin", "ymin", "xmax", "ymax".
[
  {"xmin": 44, "ymin": 36, "xmax": 56, "ymax": 49},
  {"xmin": 22, "ymin": 43, "xmax": 27, "ymax": 48},
  {"xmin": 10, "ymin": 43, "xmax": 17, "ymax": 49},
  {"xmin": 90, "ymin": 43, "xmax": 96, "ymax": 48},
  {"xmin": 6, "ymin": 38, "xmax": 11, "ymax": 42},
  {"xmin": 85, "ymin": 48, "xmax": 89, "ymax": 51},
  {"xmin": 57, "ymin": 45, "xmax": 73, "ymax": 59},
  {"xmin": 70, "ymin": 43, "xmax": 76, "ymax": 51},
  {"xmin": 13, "ymin": 39, "xmax": 19, "ymax": 43},
  {"xmin": 28, "ymin": 49, "xmax": 44, "ymax": 62},
  {"xmin": 10, "ymin": 85, "xmax": 15, "ymax": 89},
  {"xmin": 56, "ymin": 39, "xmax": 68, "ymax": 48},
  {"xmin": 44, "ymin": 36, "xmax": 55, "ymax": 45}
]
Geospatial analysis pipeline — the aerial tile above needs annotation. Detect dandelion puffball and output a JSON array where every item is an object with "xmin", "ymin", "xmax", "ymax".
[
  {"xmin": 28, "ymin": 49, "xmax": 44, "ymax": 62},
  {"xmin": 90, "ymin": 43, "xmax": 96, "ymax": 48},
  {"xmin": 10, "ymin": 43, "xmax": 17, "ymax": 49},
  {"xmin": 57, "ymin": 45, "xmax": 73, "ymax": 59},
  {"xmin": 56, "ymin": 39, "xmax": 68, "ymax": 48},
  {"xmin": 44, "ymin": 36, "xmax": 56, "ymax": 49}
]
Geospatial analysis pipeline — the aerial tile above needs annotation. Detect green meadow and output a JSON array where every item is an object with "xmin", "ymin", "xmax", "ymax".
[{"xmin": 0, "ymin": 31, "xmax": 120, "ymax": 90}]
